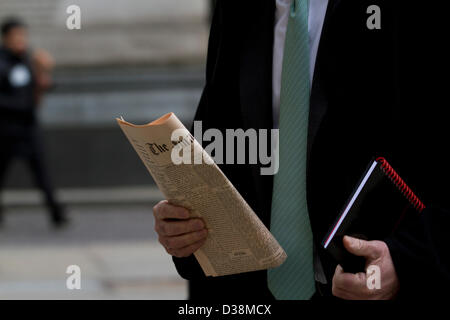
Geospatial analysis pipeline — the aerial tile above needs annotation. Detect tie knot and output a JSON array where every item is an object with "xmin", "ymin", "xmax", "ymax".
[{"xmin": 291, "ymin": 0, "xmax": 309, "ymax": 18}]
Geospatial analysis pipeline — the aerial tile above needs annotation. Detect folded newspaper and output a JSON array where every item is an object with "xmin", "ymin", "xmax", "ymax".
[{"xmin": 117, "ymin": 113, "xmax": 286, "ymax": 277}]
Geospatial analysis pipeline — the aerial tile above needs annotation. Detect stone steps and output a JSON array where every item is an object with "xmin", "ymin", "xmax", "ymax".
[{"xmin": 0, "ymin": 0, "xmax": 209, "ymax": 67}]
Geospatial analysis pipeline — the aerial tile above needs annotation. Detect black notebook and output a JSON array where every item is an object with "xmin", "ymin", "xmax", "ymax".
[{"xmin": 322, "ymin": 157, "xmax": 425, "ymax": 273}]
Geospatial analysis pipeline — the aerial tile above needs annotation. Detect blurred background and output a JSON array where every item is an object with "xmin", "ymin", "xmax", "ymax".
[{"xmin": 0, "ymin": 0, "xmax": 213, "ymax": 299}]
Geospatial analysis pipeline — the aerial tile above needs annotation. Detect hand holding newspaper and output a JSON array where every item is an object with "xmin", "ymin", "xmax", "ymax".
[{"xmin": 117, "ymin": 113, "xmax": 286, "ymax": 277}]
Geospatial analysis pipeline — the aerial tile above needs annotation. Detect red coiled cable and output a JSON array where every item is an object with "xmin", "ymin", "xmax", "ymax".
[{"xmin": 376, "ymin": 157, "xmax": 426, "ymax": 213}]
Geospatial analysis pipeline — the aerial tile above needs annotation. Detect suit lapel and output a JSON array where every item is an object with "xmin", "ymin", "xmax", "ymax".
[
  {"xmin": 236, "ymin": 0, "xmax": 276, "ymax": 224},
  {"xmin": 307, "ymin": 0, "xmax": 341, "ymax": 161},
  {"xmin": 238, "ymin": 0, "xmax": 275, "ymax": 131}
]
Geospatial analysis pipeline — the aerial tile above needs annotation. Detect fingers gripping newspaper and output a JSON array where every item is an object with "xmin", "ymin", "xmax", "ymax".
[{"xmin": 117, "ymin": 113, "xmax": 287, "ymax": 277}]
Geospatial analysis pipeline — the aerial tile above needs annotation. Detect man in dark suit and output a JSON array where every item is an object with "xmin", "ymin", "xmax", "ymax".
[{"xmin": 152, "ymin": 0, "xmax": 450, "ymax": 299}]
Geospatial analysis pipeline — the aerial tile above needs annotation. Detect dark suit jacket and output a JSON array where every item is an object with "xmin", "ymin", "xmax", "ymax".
[{"xmin": 173, "ymin": 0, "xmax": 450, "ymax": 300}]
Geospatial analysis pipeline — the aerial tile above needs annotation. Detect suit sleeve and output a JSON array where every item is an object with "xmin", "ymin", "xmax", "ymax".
[
  {"xmin": 171, "ymin": 0, "xmax": 224, "ymax": 280},
  {"xmin": 385, "ymin": 205, "xmax": 450, "ymax": 299},
  {"xmin": 382, "ymin": 114, "xmax": 450, "ymax": 300},
  {"xmin": 381, "ymin": 2, "xmax": 450, "ymax": 298},
  {"xmin": 383, "ymin": 87, "xmax": 450, "ymax": 299},
  {"xmin": 382, "ymin": 108, "xmax": 450, "ymax": 298}
]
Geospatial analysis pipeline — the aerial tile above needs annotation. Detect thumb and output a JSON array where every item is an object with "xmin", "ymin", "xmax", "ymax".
[{"xmin": 343, "ymin": 236, "xmax": 382, "ymax": 260}]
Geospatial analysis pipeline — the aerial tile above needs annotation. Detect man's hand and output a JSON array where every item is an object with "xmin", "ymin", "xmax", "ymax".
[
  {"xmin": 332, "ymin": 236, "xmax": 400, "ymax": 300},
  {"xmin": 153, "ymin": 200, "xmax": 208, "ymax": 258}
]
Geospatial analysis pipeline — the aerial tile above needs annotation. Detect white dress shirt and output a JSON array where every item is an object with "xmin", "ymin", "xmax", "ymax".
[{"xmin": 272, "ymin": 0, "xmax": 329, "ymax": 127}]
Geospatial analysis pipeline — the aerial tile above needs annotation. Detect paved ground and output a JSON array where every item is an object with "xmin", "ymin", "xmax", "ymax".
[{"xmin": 0, "ymin": 188, "xmax": 188, "ymax": 300}]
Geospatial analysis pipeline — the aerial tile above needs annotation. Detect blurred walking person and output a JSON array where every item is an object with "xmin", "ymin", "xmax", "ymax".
[{"xmin": 0, "ymin": 18, "xmax": 68, "ymax": 227}]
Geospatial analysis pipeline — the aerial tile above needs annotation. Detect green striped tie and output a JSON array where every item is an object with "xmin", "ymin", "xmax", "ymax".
[{"xmin": 268, "ymin": 0, "xmax": 316, "ymax": 300}]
